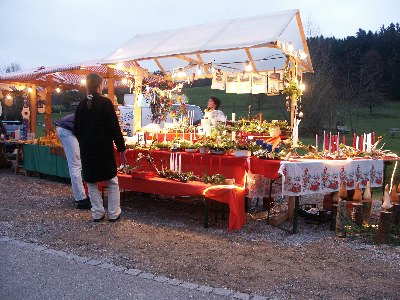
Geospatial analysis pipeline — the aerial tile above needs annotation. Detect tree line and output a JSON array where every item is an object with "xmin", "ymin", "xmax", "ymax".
[{"xmin": 302, "ymin": 22, "xmax": 400, "ymax": 133}]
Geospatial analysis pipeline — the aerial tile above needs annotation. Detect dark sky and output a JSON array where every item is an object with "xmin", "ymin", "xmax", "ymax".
[{"xmin": 1, "ymin": 0, "xmax": 399, "ymax": 70}]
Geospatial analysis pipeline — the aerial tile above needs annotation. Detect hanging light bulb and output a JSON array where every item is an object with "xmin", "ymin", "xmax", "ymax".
[
  {"xmin": 299, "ymin": 83, "xmax": 306, "ymax": 91},
  {"xmin": 210, "ymin": 64, "xmax": 216, "ymax": 73},
  {"xmin": 116, "ymin": 62, "xmax": 124, "ymax": 69},
  {"xmin": 245, "ymin": 61, "xmax": 253, "ymax": 72},
  {"xmin": 27, "ymin": 87, "xmax": 33, "ymax": 93},
  {"xmin": 121, "ymin": 77, "xmax": 128, "ymax": 85},
  {"xmin": 299, "ymin": 50, "xmax": 308, "ymax": 60},
  {"xmin": 81, "ymin": 78, "xmax": 86, "ymax": 85},
  {"xmin": 281, "ymin": 42, "xmax": 286, "ymax": 51},
  {"xmin": 287, "ymin": 43, "xmax": 294, "ymax": 53},
  {"xmin": 298, "ymin": 111, "xmax": 304, "ymax": 118},
  {"xmin": 55, "ymin": 87, "xmax": 61, "ymax": 93},
  {"xmin": 196, "ymin": 66, "xmax": 202, "ymax": 76},
  {"xmin": 6, "ymin": 94, "xmax": 12, "ymax": 100}
]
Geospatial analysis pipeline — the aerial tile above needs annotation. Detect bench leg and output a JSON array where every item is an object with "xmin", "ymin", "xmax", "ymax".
[
  {"xmin": 292, "ymin": 196, "xmax": 300, "ymax": 234},
  {"xmin": 203, "ymin": 196, "xmax": 209, "ymax": 228}
]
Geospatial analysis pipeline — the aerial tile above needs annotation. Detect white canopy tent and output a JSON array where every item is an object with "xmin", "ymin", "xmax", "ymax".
[{"xmin": 102, "ymin": 9, "xmax": 313, "ymax": 75}]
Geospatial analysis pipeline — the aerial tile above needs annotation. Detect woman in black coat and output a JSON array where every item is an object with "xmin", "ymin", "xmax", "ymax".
[{"xmin": 74, "ymin": 73, "xmax": 125, "ymax": 222}]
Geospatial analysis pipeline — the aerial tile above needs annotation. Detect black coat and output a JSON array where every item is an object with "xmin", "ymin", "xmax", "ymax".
[{"xmin": 73, "ymin": 92, "xmax": 125, "ymax": 183}]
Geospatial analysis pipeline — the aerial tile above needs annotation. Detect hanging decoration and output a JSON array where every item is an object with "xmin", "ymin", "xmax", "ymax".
[
  {"xmin": 21, "ymin": 96, "xmax": 30, "ymax": 120},
  {"xmin": 4, "ymin": 94, "xmax": 13, "ymax": 107},
  {"xmin": 37, "ymin": 96, "xmax": 46, "ymax": 114},
  {"xmin": 143, "ymin": 78, "xmax": 186, "ymax": 123}
]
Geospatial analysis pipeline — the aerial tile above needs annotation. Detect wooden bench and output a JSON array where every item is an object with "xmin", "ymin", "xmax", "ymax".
[
  {"xmin": 389, "ymin": 128, "xmax": 400, "ymax": 137},
  {"xmin": 336, "ymin": 126, "xmax": 350, "ymax": 133}
]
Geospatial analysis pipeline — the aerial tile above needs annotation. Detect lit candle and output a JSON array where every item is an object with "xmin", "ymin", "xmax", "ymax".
[
  {"xmin": 200, "ymin": 156, "xmax": 203, "ymax": 176},
  {"xmin": 232, "ymin": 113, "xmax": 236, "ymax": 122}
]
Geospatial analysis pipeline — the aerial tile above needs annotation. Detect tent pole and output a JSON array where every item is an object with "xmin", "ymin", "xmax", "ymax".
[
  {"xmin": 130, "ymin": 66, "xmax": 147, "ymax": 133},
  {"xmin": 29, "ymin": 84, "xmax": 37, "ymax": 135},
  {"xmin": 107, "ymin": 67, "xmax": 116, "ymax": 107},
  {"xmin": 45, "ymin": 76, "xmax": 53, "ymax": 136}
]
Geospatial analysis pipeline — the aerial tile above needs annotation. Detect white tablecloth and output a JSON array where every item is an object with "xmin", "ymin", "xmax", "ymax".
[{"xmin": 278, "ymin": 159, "xmax": 384, "ymax": 196}]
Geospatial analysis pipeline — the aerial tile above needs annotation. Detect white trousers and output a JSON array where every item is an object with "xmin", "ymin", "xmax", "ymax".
[
  {"xmin": 87, "ymin": 176, "xmax": 121, "ymax": 219},
  {"xmin": 57, "ymin": 127, "xmax": 87, "ymax": 201}
]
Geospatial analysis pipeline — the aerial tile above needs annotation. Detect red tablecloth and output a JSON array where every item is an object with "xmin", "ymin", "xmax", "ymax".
[
  {"xmin": 249, "ymin": 157, "xmax": 281, "ymax": 179},
  {"xmin": 99, "ymin": 174, "xmax": 246, "ymax": 230},
  {"xmin": 121, "ymin": 149, "xmax": 248, "ymax": 185}
]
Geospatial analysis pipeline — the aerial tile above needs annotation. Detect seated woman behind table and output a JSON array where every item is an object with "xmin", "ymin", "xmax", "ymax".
[{"xmin": 204, "ymin": 96, "xmax": 226, "ymax": 124}]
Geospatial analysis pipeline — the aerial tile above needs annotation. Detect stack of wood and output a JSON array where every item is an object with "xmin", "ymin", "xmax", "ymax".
[{"xmin": 376, "ymin": 184, "xmax": 393, "ymax": 244}]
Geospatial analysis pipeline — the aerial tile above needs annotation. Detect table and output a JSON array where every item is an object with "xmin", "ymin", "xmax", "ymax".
[
  {"xmin": 123, "ymin": 149, "xmax": 249, "ymax": 185},
  {"xmin": 23, "ymin": 144, "xmax": 70, "ymax": 178},
  {"xmin": 249, "ymin": 157, "xmax": 385, "ymax": 233},
  {"xmin": 99, "ymin": 174, "xmax": 246, "ymax": 231}
]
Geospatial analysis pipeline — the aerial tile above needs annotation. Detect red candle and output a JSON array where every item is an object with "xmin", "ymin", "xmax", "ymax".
[
  {"xmin": 342, "ymin": 135, "xmax": 346, "ymax": 145},
  {"xmin": 359, "ymin": 134, "xmax": 364, "ymax": 150},
  {"xmin": 352, "ymin": 133, "xmax": 356, "ymax": 148},
  {"xmin": 325, "ymin": 133, "xmax": 329, "ymax": 151},
  {"xmin": 372, "ymin": 132, "xmax": 376, "ymax": 144},
  {"xmin": 259, "ymin": 113, "xmax": 262, "ymax": 123},
  {"xmin": 219, "ymin": 157, "xmax": 222, "ymax": 174}
]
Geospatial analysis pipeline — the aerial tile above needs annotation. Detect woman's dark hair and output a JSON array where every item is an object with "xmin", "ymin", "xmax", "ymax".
[
  {"xmin": 86, "ymin": 73, "xmax": 103, "ymax": 94},
  {"xmin": 209, "ymin": 96, "xmax": 221, "ymax": 109},
  {"xmin": 86, "ymin": 73, "xmax": 103, "ymax": 110}
]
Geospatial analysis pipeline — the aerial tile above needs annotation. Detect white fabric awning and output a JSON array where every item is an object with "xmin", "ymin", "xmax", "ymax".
[{"xmin": 102, "ymin": 9, "xmax": 313, "ymax": 73}]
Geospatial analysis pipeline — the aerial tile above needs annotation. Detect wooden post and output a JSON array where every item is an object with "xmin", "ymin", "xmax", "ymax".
[
  {"xmin": 107, "ymin": 67, "xmax": 116, "ymax": 107},
  {"xmin": 45, "ymin": 76, "xmax": 53, "ymax": 136},
  {"xmin": 376, "ymin": 211, "xmax": 392, "ymax": 244},
  {"xmin": 392, "ymin": 204, "xmax": 400, "ymax": 225},
  {"xmin": 29, "ymin": 85, "xmax": 37, "ymax": 135},
  {"xmin": 353, "ymin": 203, "xmax": 363, "ymax": 226},
  {"xmin": 336, "ymin": 199, "xmax": 347, "ymax": 238},
  {"xmin": 130, "ymin": 66, "xmax": 147, "ymax": 133},
  {"xmin": 330, "ymin": 204, "xmax": 338, "ymax": 231},
  {"xmin": 362, "ymin": 200, "xmax": 372, "ymax": 225}
]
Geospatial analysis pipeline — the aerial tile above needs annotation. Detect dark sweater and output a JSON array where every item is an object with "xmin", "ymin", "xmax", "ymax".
[
  {"xmin": 58, "ymin": 114, "xmax": 75, "ymax": 132},
  {"xmin": 74, "ymin": 92, "xmax": 125, "ymax": 183}
]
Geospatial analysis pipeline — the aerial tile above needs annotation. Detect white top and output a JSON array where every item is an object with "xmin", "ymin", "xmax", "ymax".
[{"xmin": 101, "ymin": 10, "xmax": 312, "ymax": 73}]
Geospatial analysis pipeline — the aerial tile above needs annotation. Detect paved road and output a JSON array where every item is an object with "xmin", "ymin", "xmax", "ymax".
[{"xmin": 0, "ymin": 242, "xmax": 231, "ymax": 300}]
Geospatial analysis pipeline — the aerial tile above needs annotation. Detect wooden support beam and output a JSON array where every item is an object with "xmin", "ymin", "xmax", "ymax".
[
  {"xmin": 245, "ymin": 48, "xmax": 258, "ymax": 72},
  {"xmin": 130, "ymin": 66, "xmax": 147, "ymax": 133},
  {"xmin": 295, "ymin": 12, "xmax": 313, "ymax": 73},
  {"xmin": 45, "ymin": 76, "xmax": 53, "ymax": 136},
  {"xmin": 154, "ymin": 58, "xmax": 167, "ymax": 75},
  {"xmin": 107, "ymin": 67, "xmax": 116, "ymax": 106},
  {"xmin": 29, "ymin": 85, "xmax": 37, "ymax": 135},
  {"xmin": 195, "ymin": 54, "xmax": 210, "ymax": 74},
  {"xmin": 175, "ymin": 55, "xmax": 201, "ymax": 65}
]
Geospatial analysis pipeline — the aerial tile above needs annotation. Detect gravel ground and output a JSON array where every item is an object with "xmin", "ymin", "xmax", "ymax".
[{"xmin": 1, "ymin": 169, "xmax": 400, "ymax": 299}]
